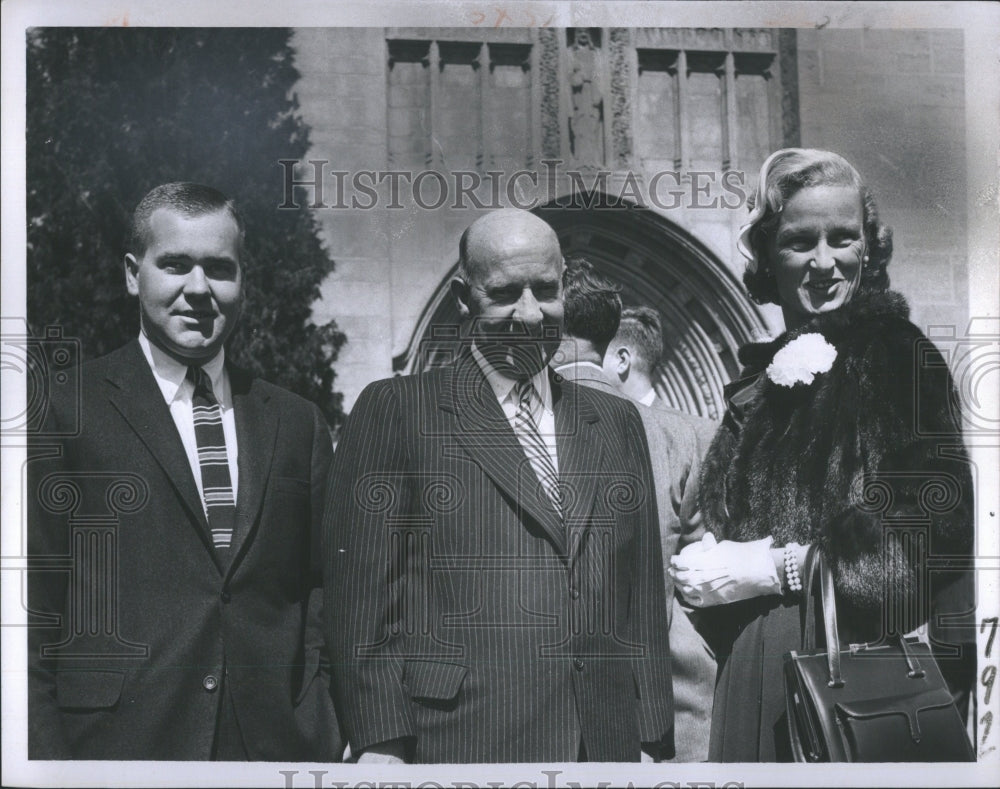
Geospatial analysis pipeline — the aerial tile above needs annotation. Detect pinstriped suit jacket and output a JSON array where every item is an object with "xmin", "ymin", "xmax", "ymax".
[{"xmin": 325, "ymin": 350, "xmax": 673, "ymax": 763}]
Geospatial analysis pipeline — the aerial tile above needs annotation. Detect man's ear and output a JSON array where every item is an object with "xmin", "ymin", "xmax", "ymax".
[
  {"xmin": 615, "ymin": 346, "xmax": 632, "ymax": 377},
  {"xmin": 124, "ymin": 253, "xmax": 140, "ymax": 297},
  {"xmin": 450, "ymin": 277, "xmax": 471, "ymax": 319}
]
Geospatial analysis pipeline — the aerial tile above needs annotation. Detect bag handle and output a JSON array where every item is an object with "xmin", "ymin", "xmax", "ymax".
[
  {"xmin": 801, "ymin": 546, "xmax": 929, "ymax": 688},
  {"xmin": 800, "ymin": 546, "xmax": 843, "ymax": 688}
]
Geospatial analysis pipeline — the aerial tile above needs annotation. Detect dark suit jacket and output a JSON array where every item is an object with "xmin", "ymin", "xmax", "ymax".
[
  {"xmin": 325, "ymin": 351, "xmax": 673, "ymax": 763},
  {"xmin": 27, "ymin": 340, "xmax": 341, "ymax": 760},
  {"xmin": 554, "ymin": 362, "xmax": 719, "ymax": 761}
]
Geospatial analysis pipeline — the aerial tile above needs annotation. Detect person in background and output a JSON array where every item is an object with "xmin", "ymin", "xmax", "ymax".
[
  {"xmin": 557, "ymin": 258, "xmax": 719, "ymax": 761},
  {"xmin": 550, "ymin": 256, "xmax": 623, "ymax": 394}
]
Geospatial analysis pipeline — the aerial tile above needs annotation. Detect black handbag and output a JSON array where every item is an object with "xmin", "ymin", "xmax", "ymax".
[{"xmin": 783, "ymin": 546, "xmax": 975, "ymax": 762}]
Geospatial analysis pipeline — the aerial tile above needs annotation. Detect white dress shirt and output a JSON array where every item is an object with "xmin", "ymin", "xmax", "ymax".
[
  {"xmin": 138, "ymin": 333, "xmax": 239, "ymax": 511},
  {"xmin": 552, "ymin": 359, "xmax": 604, "ymax": 378},
  {"xmin": 637, "ymin": 388, "xmax": 657, "ymax": 407},
  {"xmin": 471, "ymin": 344, "xmax": 559, "ymax": 477}
]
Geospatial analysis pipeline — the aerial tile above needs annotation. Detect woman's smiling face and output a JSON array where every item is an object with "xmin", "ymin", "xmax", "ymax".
[{"xmin": 769, "ymin": 184, "xmax": 866, "ymax": 328}]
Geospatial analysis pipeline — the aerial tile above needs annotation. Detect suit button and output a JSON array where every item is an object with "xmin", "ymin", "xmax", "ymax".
[
  {"xmin": 203, "ymin": 675, "xmax": 219, "ymax": 692},
  {"xmin": 569, "ymin": 586, "xmax": 580, "ymax": 600},
  {"xmin": 221, "ymin": 591, "xmax": 231, "ymax": 603},
  {"xmin": 573, "ymin": 657, "xmax": 585, "ymax": 671}
]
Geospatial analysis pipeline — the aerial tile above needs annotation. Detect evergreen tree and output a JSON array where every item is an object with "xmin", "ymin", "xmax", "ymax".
[{"xmin": 26, "ymin": 27, "xmax": 345, "ymax": 426}]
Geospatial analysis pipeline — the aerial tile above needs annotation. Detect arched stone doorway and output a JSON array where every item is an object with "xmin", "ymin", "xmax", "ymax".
[{"xmin": 392, "ymin": 200, "xmax": 766, "ymax": 420}]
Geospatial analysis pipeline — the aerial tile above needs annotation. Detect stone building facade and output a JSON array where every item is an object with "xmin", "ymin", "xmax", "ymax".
[{"xmin": 289, "ymin": 26, "xmax": 967, "ymax": 416}]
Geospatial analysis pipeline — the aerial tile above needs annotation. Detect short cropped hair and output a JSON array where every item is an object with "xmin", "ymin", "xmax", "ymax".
[
  {"xmin": 128, "ymin": 182, "xmax": 245, "ymax": 258},
  {"xmin": 562, "ymin": 257, "xmax": 622, "ymax": 346},
  {"xmin": 616, "ymin": 306, "xmax": 663, "ymax": 374},
  {"xmin": 739, "ymin": 148, "xmax": 892, "ymax": 305}
]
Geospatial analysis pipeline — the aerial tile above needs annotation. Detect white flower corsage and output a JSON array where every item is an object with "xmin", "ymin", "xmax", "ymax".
[{"xmin": 766, "ymin": 333, "xmax": 837, "ymax": 387}]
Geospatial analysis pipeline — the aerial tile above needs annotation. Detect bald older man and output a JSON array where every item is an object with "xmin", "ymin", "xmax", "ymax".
[{"xmin": 325, "ymin": 209, "xmax": 673, "ymax": 763}]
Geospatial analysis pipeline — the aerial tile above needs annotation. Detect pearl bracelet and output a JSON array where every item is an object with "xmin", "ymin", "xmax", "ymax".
[{"xmin": 784, "ymin": 542, "xmax": 803, "ymax": 593}]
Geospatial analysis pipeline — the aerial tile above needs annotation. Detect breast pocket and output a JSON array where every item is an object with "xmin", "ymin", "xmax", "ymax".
[
  {"xmin": 268, "ymin": 476, "xmax": 311, "ymax": 523},
  {"xmin": 271, "ymin": 476, "xmax": 310, "ymax": 496},
  {"xmin": 260, "ymin": 476, "xmax": 314, "ymax": 584}
]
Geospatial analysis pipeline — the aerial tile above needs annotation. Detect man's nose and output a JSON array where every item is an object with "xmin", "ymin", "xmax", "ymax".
[
  {"xmin": 184, "ymin": 265, "xmax": 211, "ymax": 295},
  {"xmin": 512, "ymin": 289, "xmax": 543, "ymax": 324}
]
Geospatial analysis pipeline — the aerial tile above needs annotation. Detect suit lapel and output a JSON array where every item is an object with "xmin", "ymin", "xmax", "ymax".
[
  {"xmin": 227, "ymin": 369, "xmax": 278, "ymax": 575},
  {"xmin": 552, "ymin": 376, "xmax": 604, "ymax": 566},
  {"xmin": 441, "ymin": 352, "xmax": 568, "ymax": 556},
  {"xmin": 104, "ymin": 341, "xmax": 220, "ymax": 570}
]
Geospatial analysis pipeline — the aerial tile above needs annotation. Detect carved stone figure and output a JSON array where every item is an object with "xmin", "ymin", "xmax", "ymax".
[{"xmin": 568, "ymin": 28, "xmax": 604, "ymax": 167}]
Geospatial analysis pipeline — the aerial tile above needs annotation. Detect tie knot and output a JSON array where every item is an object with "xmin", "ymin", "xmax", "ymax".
[
  {"xmin": 515, "ymin": 379, "xmax": 535, "ymax": 407},
  {"xmin": 516, "ymin": 379, "xmax": 543, "ymax": 427},
  {"xmin": 187, "ymin": 365, "xmax": 214, "ymax": 398}
]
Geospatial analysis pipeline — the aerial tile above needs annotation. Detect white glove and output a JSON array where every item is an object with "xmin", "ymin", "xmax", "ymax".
[{"xmin": 669, "ymin": 533, "xmax": 781, "ymax": 607}]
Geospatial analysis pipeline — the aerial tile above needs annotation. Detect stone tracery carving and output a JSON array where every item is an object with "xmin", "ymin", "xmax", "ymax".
[
  {"xmin": 609, "ymin": 28, "xmax": 632, "ymax": 169},
  {"xmin": 538, "ymin": 28, "xmax": 561, "ymax": 159}
]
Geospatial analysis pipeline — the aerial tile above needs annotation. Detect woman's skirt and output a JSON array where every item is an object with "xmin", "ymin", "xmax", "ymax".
[{"xmin": 707, "ymin": 596, "xmax": 800, "ymax": 762}]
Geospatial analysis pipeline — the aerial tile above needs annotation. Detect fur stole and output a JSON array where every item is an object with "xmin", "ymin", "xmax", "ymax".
[{"xmin": 697, "ymin": 288, "xmax": 974, "ymax": 613}]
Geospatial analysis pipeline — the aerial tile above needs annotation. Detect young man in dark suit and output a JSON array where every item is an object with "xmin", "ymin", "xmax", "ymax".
[
  {"xmin": 326, "ymin": 209, "xmax": 673, "ymax": 764},
  {"xmin": 28, "ymin": 183, "xmax": 340, "ymax": 760}
]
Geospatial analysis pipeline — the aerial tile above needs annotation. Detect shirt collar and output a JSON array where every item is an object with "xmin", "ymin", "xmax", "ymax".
[
  {"xmin": 137, "ymin": 332, "xmax": 227, "ymax": 406},
  {"xmin": 553, "ymin": 359, "xmax": 604, "ymax": 375},
  {"xmin": 470, "ymin": 342, "xmax": 553, "ymax": 415},
  {"xmin": 637, "ymin": 388, "xmax": 657, "ymax": 407}
]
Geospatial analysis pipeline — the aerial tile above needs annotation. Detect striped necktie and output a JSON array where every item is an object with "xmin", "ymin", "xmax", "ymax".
[
  {"xmin": 513, "ymin": 379, "xmax": 562, "ymax": 516},
  {"xmin": 188, "ymin": 366, "xmax": 235, "ymax": 551}
]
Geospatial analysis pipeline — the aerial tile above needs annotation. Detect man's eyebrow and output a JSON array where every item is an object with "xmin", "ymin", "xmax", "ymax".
[
  {"xmin": 481, "ymin": 277, "xmax": 518, "ymax": 290},
  {"xmin": 154, "ymin": 252, "xmax": 237, "ymax": 264}
]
